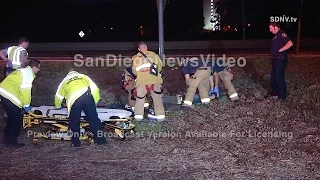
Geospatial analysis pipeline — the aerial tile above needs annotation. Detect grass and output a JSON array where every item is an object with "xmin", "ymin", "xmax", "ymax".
[{"xmin": 1, "ymin": 57, "xmax": 320, "ymax": 179}]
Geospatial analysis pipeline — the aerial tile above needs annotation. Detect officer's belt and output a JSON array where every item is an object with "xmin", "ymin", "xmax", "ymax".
[
  {"xmin": 197, "ymin": 67, "xmax": 211, "ymax": 70},
  {"xmin": 271, "ymin": 56, "xmax": 287, "ymax": 60}
]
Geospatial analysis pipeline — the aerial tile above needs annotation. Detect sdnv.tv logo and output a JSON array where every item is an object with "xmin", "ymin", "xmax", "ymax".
[{"xmin": 270, "ymin": 15, "xmax": 297, "ymax": 23}]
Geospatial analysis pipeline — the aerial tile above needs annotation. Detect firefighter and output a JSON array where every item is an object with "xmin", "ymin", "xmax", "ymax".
[
  {"xmin": 0, "ymin": 59, "xmax": 40, "ymax": 148},
  {"xmin": 121, "ymin": 66, "xmax": 150, "ymax": 111},
  {"xmin": 55, "ymin": 69, "xmax": 106, "ymax": 147},
  {"xmin": 209, "ymin": 58, "xmax": 239, "ymax": 101},
  {"xmin": 0, "ymin": 37, "xmax": 30, "ymax": 77},
  {"xmin": 181, "ymin": 57, "xmax": 211, "ymax": 109},
  {"xmin": 131, "ymin": 42, "xmax": 165, "ymax": 122},
  {"xmin": 269, "ymin": 22, "xmax": 293, "ymax": 101}
]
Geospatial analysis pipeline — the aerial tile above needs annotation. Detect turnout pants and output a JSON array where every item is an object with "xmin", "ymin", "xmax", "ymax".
[
  {"xmin": 183, "ymin": 67, "xmax": 211, "ymax": 106},
  {"xmin": 124, "ymin": 78, "xmax": 150, "ymax": 109},
  {"xmin": 69, "ymin": 91, "xmax": 106, "ymax": 146},
  {"xmin": 218, "ymin": 69, "xmax": 239, "ymax": 101},
  {"xmin": 134, "ymin": 84, "xmax": 165, "ymax": 120},
  {"xmin": 271, "ymin": 56, "xmax": 288, "ymax": 99},
  {"xmin": 0, "ymin": 95, "xmax": 23, "ymax": 145}
]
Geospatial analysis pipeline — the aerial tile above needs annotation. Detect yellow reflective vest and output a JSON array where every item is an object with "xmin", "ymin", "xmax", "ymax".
[
  {"xmin": 55, "ymin": 71, "xmax": 100, "ymax": 113},
  {"xmin": 0, "ymin": 66, "xmax": 35, "ymax": 108},
  {"xmin": 131, "ymin": 50, "xmax": 163, "ymax": 86},
  {"xmin": 7, "ymin": 45, "xmax": 28, "ymax": 69}
]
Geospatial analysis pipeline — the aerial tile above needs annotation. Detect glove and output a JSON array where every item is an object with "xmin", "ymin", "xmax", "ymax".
[
  {"xmin": 24, "ymin": 106, "xmax": 32, "ymax": 113},
  {"xmin": 209, "ymin": 87, "xmax": 220, "ymax": 97},
  {"xmin": 213, "ymin": 87, "xmax": 220, "ymax": 97},
  {"xmin": 56, "ymin": 106, "xmax": 63, "ymax": 110}
]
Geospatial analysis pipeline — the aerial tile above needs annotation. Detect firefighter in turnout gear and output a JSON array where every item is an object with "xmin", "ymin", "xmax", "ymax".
[
  {"xmin": 55, "ymin": 69, "xmax": 106, "ymax": 147},
  {"xmin": 0, "ymin": 37, "xmax": 30, "ymax": 77},
  {"xmin": 0, "ymin": 59, "xmax": 40, "ymax": 148},
  {"xmin": 122, "ymin": 66, "xmax": 150, "ymax": 111},
  {"xmin": 131, "ymin": 42, "xmax": 165, "ymax": 122},
  {"xmin": 209, "ymin": 58, "xmax": 239, "ymax": 101},
  {"xmin": 181, "ymin": 58, "xmax": 211, "ymax": 109}
]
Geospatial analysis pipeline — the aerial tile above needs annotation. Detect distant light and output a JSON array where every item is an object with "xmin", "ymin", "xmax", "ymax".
[
  {"xmin": 111, "ymin": 27, "xmax": 113, "ymax": 30},
  {"xmin": 140, "ymin": 26, "xmax": 143, "ymax": 28},
  {"xmin": 79, "ymin": 31, "xmax": 85, "ymax": 38},
  {"xmin": 228, "ymin": 26, "xmax": 230, "ymax": 28},
  {"xmin": 235, "ymin": 28, "xmax": 237, "ymax": 31},
  {"xmin": 104, "ymin": 27, "xmax": 106, "ymax": 29},
  {"xmin": 248, "ymin": 23, "xmax": 251, "ymax": 26}
]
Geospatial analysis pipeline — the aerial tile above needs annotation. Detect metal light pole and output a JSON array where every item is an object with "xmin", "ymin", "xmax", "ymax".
[
  {"xmin": 296, "ymin": 0, "xmax": 303, "ymax": 54},
  {"xmin": 242, "ymin": 0, "xmax": 245, "ymax": 40},
  {"xmin": 157, "ymin": 0, "xmax": 164, "ymax": 60}
]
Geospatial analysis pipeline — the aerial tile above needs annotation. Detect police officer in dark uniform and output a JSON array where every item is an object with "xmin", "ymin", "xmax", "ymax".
[
  {"xmin": 269, "ymin": 22, "xmax": 293, "ymax": 101},
  {"xmin": 180, "ymin": 58, "xmax": 211, "ymax": 108}
]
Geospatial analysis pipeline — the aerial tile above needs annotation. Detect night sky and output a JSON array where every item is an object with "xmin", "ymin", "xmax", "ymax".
[{"xmin": 0, "ymin": 0, "xmax": 319, "ymax": 42}]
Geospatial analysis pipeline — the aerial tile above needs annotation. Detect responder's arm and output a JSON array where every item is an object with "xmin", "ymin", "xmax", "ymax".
[
  {"xmin": 209, "ymin": 75, "xmax": 214, "ymax": 90},
  {"xmin": 55, "ymin": 81, "xmax": 66, "ymax": 108},
  {"xmin": 87, "ymin": 76, "xmax": 100, "ymax": 104},
  {"xmin": 19, "ymin": 50, "xmax": 29, "ymax": 68},
  {"xmin": 214, "ymin": 72, "xmax": 219, "ymax": 88},
  {"xmin": 184, "ymin": 74, "xmax": 190, "ymax": 84},
  {"xmin": 19, "ymin": 72, "xmax": 33, "ymax": 108},
  {"xmin": 155, "ymin": 54, "xmax": 163, "ymax": 74},
  {"xmin": 279, "ymin": 33, "xmax": 293, "ymax": 52},
  {"xmin": 0, "ymin": 49, "xmax": 8, "ymax": 61},
  {"xmin": 131, "ymin": 56, "xmax": 139, "ymax": 76},
  {"xmin": 279, "ymin": 40, "xmax": 293, "ymax": 52}
]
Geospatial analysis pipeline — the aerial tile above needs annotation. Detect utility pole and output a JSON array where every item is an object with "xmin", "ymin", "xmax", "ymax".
[
  {"xmin": 157, "ymin": 0, "xmax": 165, "ymax": 60},
  {"xmin": 157, "ymin": 0, "xmax": 166, "ymax": 60},
  {"xmin": 296, "ymin": 0, "xmax": 303, "ymax": 54},
  {"xmin": 242, "ymin": 0, "xmax": 245, "ymax": 40}
]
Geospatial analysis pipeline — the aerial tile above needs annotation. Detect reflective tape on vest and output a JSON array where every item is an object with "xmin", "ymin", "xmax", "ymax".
[
  {"xmin": 17, "ymin": 68, "xmax": 34, "ymax": 89},
  {"xmin": 136, "ymin": 63, "xmax": 151, "ymax": 71}
]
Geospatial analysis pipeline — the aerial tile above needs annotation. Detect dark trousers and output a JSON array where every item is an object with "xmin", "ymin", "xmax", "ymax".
[
  {"xmin": 271, "ymin": 56, "xmax": 288, "ymax": 99},
  {"xmin": 69, "ymin": 91, "xmax": 106, "ymax": 146},
  {"xmin": 0, "ymin": 96, "xmax": 23, "ymax": 145}
]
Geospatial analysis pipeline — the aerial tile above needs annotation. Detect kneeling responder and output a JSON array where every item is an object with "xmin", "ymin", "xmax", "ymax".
[
  {"xmin": 209, "ymin": 58, "xmax": 239, "ymax": 101},
  {"xmin": 121, "ymin": 66, "xmax": 150, "ymax": 111},
  {"xmin": 55, "ymin": 69, "xmax": 106, "ymax": 147},
  {"xmin": 131, "ymin": 42, "xmax": 165, "ymax": 122},
  {"xmin": 0, "ymin": 59, "xmax": 40, "ymax": 148},
  {"xmin": 181, "ymin": 58, "xmax": 211, "ymax": 109}
]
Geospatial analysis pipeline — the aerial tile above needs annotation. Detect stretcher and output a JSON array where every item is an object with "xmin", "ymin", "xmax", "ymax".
[{"xmin": 23, "ymin": 106, "xmax": 135, "ymax": 143}]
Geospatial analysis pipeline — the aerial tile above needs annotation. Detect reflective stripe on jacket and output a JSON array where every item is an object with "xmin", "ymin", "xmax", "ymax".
[
  {"xmin": 0, "ymin": 66, "xmax": 35, "ymax": 108},
  {"xmin": 55, "ymin": 71, "xmax": 100, "ymax": 114}
]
